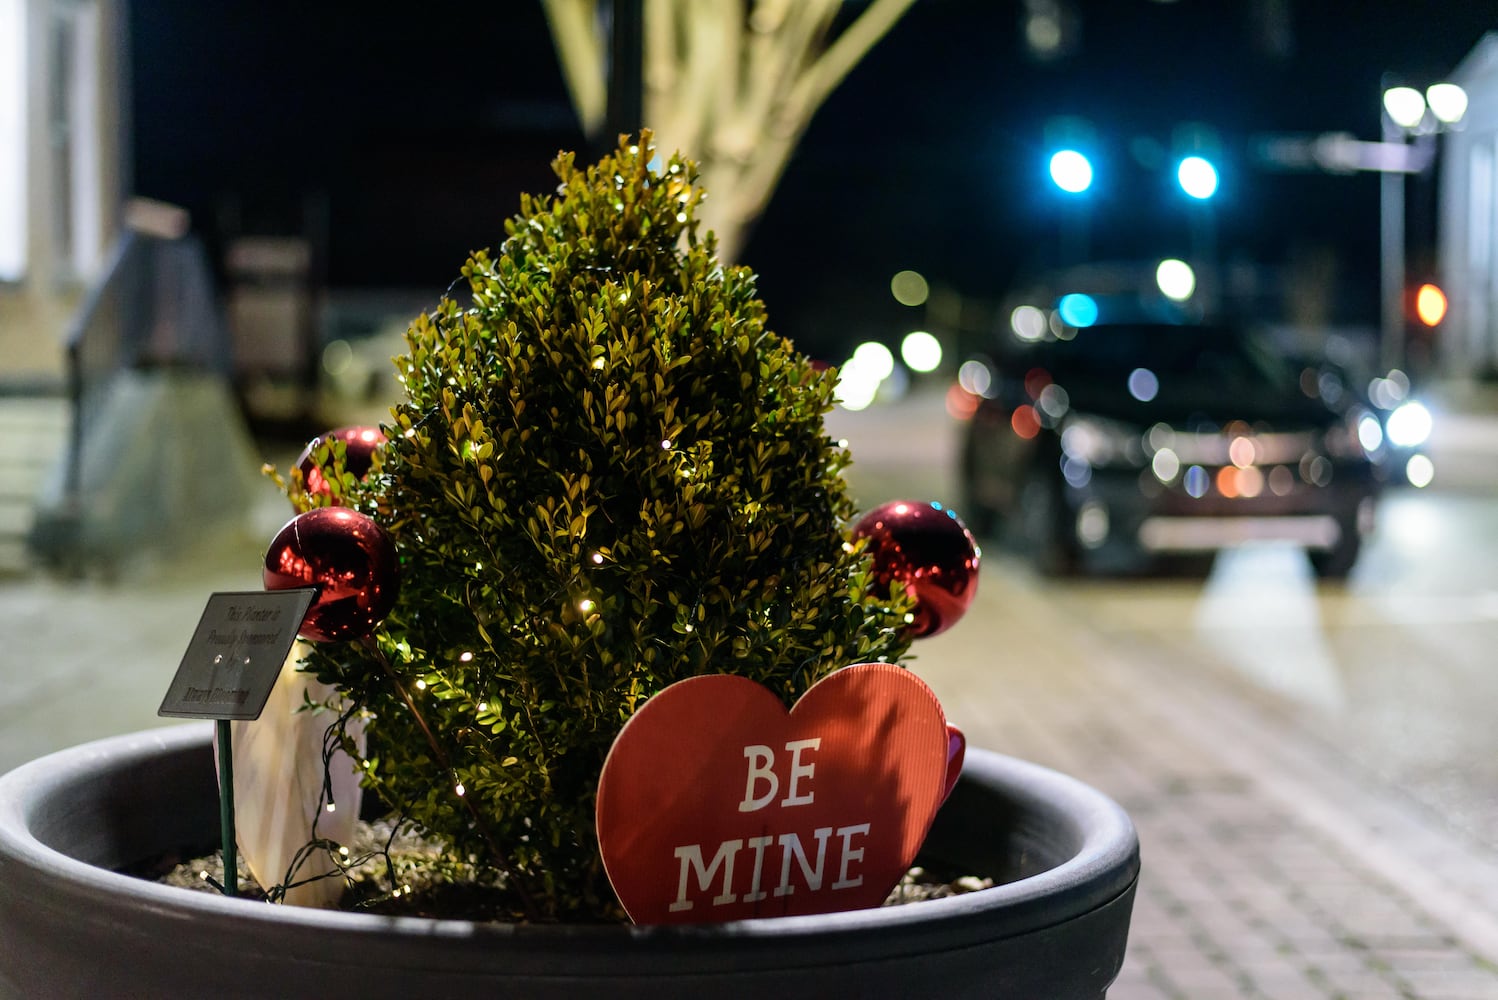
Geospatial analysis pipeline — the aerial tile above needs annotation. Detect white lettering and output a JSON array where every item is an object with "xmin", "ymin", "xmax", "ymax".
[
  {"xmin": 669, "ymin": 839, "xmax": 742, "ymax": 912},
  {"xmin": 832, "ymin": 823, "xmax": 870, "ymax": 889},
  {"xmin": 738, "ymin": 745, "xmax": 778, "ymax": 812},
  {"xmin": 741, "ymin": 834, "xmax": 775, "ymax": 903},
  {"xmin": 773, "ymin": 826, "xmax": 832, "ymax": 897},
  {"xmin": 781, "ymin": 738, "xmax": 820, "ymax": 807}
]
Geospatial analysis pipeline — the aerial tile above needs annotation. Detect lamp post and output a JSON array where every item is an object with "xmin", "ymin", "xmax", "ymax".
[{"xmin": 1379, "ymin": 81, "xmax": 1468, "ymax": 373}]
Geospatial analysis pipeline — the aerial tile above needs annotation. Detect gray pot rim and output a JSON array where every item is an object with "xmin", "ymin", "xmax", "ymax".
[{"xmin": 0, "ymin": 722, "xmax": 1139, "ymax": 991}]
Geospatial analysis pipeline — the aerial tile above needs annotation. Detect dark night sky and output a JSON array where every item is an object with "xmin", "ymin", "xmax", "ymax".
[{"xmin": 126, "ymin": 1, "xmax": 1498, "ymax": 360}]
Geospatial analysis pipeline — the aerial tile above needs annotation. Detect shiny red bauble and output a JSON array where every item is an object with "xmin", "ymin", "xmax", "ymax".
[
  {"xmin": 263, "ymin": 507, "xmax": 399, "ymax": 642},
  {"xmin": 851, "ymin": 500, "xmax": 981, "ymax": 638},
  {"xmin": 294, "ymin": 426, "xmax": 387, "ymax": 501}
]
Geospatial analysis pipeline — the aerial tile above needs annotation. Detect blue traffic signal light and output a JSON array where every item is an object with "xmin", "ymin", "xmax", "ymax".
[
  {"xmin": 1176, "ymin": 155, "xmax": 1218, "ymax": 199},
  {"xmin": 1049, "ymin": 149, "xmax": 1094, "ymax": 194}
]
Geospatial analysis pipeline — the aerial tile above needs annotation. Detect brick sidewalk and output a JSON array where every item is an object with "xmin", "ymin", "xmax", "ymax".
[{"xmin": 920, "ymin": 564, "xmax": 1498, "ymax": 1000}]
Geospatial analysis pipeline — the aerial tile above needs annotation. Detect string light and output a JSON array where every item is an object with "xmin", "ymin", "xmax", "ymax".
[
  {"xmin": 661, "ymin": 438, "xmax": 673, "ymax": 449},
  {"xmin": 459, "ymin": 651, "xmax": 474, "ymax": 662},
  {"xmin": 477, "ymin": 701, "xmax": 488, "ymax": 712},
  {"xmin": 579, "ymin": 599, "xmax": 596, "ymax": 613},
  {"xmin": 325, "ymin": 802, "xmax": 337, "ymax": 813},
  {"xmin": 591, "ymin": 552, "xmax": 604, "ymax": 564},
  {"xmin": 455, "ymin": 783, "xmax": 466, "ymax": 797},
  {"xmin": 415, "ymin": 679, "xmax": 427, "ymax": 691}
]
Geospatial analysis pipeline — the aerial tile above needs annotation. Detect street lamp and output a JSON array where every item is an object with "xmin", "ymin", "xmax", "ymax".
[{"xmin": 1380, "ymin": 80, "xmax": 1467, "ymax": 373}]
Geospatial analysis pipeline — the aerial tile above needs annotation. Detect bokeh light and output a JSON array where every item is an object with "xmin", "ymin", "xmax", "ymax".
[
  {"xmin": 1386, "ymin": 401, "xmax": 1433, "ymax": 447},
  {"xmin": 1127, "ymin": 367, "xmax": 1159, "ymax": 402},
  {"xmin": 1011, "ymin": 304, "xmax": 1048, "ymax": 341},
  {"xmin": 900, "ymin": 331, "xmax": 943, "ymax": 372},
  {"xmin": 1416, "ymin": 283, "xmax": 1448, "ymax": 326},
  {"xmin": 1057, "ymin": 293, "xmax": 1099, "ymax": 328},
  {"xmin": 854, "ymin": 340, "xmax": 895, "ymax": 380},
  {"xmin": 1155, "ymin": 258, "xmax": 1196, "ymax": 301},
  {"xmin": 836, "ymin": 341, "xmax": 897, "ymax": 411},
  {"xmin": 957, "ymin": 359, "xmax": 993, "ymax": 397},
  {"xmin": 1177, "ymin": 155, "xmax": 1219, "ymax": 199},
  {"xmin": 1406, "ymin": 454, "xmax": 1435, "ymax": 488},
  {"xmin": 890, "ymin": 269, "xmax": 930, "ymax": 307},
  {"xmin": 1049, "ymin": 149, "xmax": 1094, "ymax": 193}
]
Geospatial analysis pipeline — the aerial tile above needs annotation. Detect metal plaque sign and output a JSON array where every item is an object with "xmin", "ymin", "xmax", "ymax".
[{"xmin": 158, "ymin": 589, "xmax": 317, "ymax": 720}]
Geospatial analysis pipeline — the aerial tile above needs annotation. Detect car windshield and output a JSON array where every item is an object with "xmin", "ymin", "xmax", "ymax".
[
  {"xmin": 1041, "ymin": 324, "xmax": 1283, "ymax": 381},
  {"xmin": 1017, "ymin": 323, "xmax": 1299, "ymax": 407}
]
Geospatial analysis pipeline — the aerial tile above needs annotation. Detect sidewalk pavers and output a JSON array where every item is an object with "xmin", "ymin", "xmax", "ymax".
[{"xmin": 921, "ymin": 562, "xmax": 1498, "ymax": 999}]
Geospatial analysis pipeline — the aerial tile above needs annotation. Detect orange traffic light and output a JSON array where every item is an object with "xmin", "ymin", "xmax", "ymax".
[{"xmin": 1416, "ymin": 283, "xmax": 1448, "ymax": 327}]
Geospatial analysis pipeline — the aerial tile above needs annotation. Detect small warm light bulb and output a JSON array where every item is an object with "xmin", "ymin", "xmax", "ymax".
[
  {"xmin": 591, "ymin": 552, "xmax": 604, "ymax": 564},
  {"xmin": 459, "ymin": 651, "xmax": 474, "ymax": 662},
  {"xmin": 579, "ymin": 599, "xmax": 596, "ymax": 613},
  {"xmin": 455, "ymin": 783, "xmax": 466, "ymax": 797},
  {"xmin": 477, "ymin": 701, "xmax": 488, "ymax": 712},
  {"xmin": 338, "ymin": 846, "xmax": 350, "ymax": 857},
  {"xmin": 325, "ymin": 802, "xmax": 337, "ymax": 813},
  {"xmin": 661, "ymin": 438, "xmax": 673, "ymax": 449},
  {"xmin": 415, "ymin": 679, "xmax": 427, "ymax": 691},
  {"xmin": 593, "ymin": 357, "xmax": 605, "ymax": 370},
  {"xmin": 199, "ymin": 871, "xmax": 210, "ymax": 882}
]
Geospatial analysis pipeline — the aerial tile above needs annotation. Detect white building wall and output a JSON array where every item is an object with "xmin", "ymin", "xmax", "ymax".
[
  {"xmin": 1441, "ymin": 33, "xmax": 1498, "ymax": 378},
  {"xmin": 0, "ymin": 0, "xmax": 123, "ymax": 380}
]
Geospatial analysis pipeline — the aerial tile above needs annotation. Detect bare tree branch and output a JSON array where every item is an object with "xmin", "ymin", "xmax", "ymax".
[
  {"xmin": 543, "ymin": 0, "xmax": 608, "ymax": 135},
  {"xmin": 545, "ymin": 0, "xmax": 916, "ymax": 261}
]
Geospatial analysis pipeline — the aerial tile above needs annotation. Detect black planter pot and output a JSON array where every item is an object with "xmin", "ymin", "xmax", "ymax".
[{"xmin": 0, "ymin": 724, "xmax": 1139, "ymax": 999}]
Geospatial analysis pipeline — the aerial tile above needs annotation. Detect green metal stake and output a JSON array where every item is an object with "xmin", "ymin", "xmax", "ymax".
[{"xmin": 215, "ymin": 718, "xmax": 238, "ymax": 897}]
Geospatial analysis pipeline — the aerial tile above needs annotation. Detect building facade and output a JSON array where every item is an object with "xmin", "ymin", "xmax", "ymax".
[
  {"xmin": 1439, "ymin": 32, "xmax": 1498, "ymax": 380},
  {"xmin": 0, "ymin": 0, "xmax": 124, "ymax": 384}
]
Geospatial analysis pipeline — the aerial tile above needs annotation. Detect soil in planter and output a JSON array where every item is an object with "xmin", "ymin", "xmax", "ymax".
[{"xmin": 133, "ymin": 817, "xmax": 994, "ymax": 923}]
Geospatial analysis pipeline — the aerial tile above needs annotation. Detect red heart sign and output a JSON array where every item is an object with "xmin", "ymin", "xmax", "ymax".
[{"xmin": 596, "ymin": 663, "xmax": 954, "ymax": 925}]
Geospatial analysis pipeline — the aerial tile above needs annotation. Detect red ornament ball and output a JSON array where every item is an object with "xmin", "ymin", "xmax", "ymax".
[
  {"xmin": 294, "ymin": 426, "xmax": 387, "ymax": 501},
  {"xmin": 263, "ymin": 507, "xmax": 399, "ymax": 642},
  {"xmin": 851, "ymin": 500, "xmax": 981, "ymax": 638}
]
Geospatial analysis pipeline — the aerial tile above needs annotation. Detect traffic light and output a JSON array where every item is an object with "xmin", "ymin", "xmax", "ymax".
[
  {"xmin": 1176, "ymin": 155, "xmax": 1218, "ymax": 199},
  {"xmin": 1415, "ymin": 283, "xmax": 1447, "ymax": 326},
  {"xmin": 1049, "ymin": 149, "xmax": 1094, "ymax": 194}
]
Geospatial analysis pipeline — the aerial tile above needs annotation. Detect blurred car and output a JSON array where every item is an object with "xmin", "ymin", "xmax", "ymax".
[{"xmin": 958, "ymin": 318, "xmax": 1381, "ymax": 577}]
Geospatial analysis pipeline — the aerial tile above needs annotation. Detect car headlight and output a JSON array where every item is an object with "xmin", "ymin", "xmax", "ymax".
[
  {"xmin": 1357, "ymin": 413, "xmax": 1384, "ymax": 453},
  {"xmin": 1060, "ymin": 415, "xmax": 1145, "ymax": 467},
  {"xmin": 1386, "ymin": 401, "xmax": 1433, "ymax": 448},
  {"xmin": 1323, "ymin": 411, "xmax": 1370, "ymax": 459}
]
